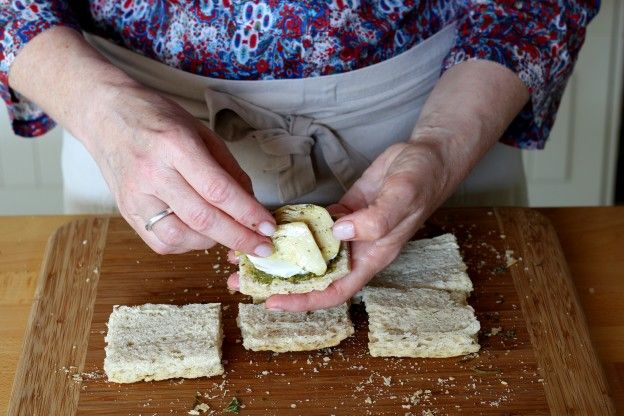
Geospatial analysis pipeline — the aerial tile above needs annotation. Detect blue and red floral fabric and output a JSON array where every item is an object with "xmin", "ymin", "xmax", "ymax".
[{"xmin": 1, "ymin": 1, "xmax": 599, "ymax": 149}]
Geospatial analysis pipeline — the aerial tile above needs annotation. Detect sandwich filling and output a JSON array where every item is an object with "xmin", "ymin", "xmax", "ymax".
[{"xmin": 245, "ymin": 204, "xmax": 340, "ymax": 280}]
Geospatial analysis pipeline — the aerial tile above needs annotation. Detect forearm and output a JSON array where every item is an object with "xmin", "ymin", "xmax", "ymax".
[
  {"xmin": 409, "ymin": 60, "xmax": 529, "ymax": 200},
  {"xmin": 8, "ymin": 26, "xmax": 138, "ymax": 142}
]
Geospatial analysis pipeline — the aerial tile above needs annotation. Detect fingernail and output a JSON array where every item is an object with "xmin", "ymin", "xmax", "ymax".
[
  {"xmin": 333, "ymin": 221, "xmax": 355, "ymax": 240},
  {"xmin": 254, "ymin": 243, "xmax": 273, "ymax": 257},
  {"xmin": 258, "ymin": 221, "xmax": 276, "ymax": 237},
  {"xmin": 266, "ymin": 306, "xmax": 283, "ymax": 312}
]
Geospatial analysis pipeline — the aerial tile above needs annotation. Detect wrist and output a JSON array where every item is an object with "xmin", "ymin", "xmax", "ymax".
[{"xmin": 9, "ymin": 26, "xmax": 139, "ymax": 142}]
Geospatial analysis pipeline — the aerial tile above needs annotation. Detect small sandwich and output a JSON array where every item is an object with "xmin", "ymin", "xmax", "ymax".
[
  {"xmin": 104, "ymin": 303, "xmax": 223, "ymax": 383},
  {"xmin": 238, "ymin": 204, "xmax": 350, "ymax": 301}
]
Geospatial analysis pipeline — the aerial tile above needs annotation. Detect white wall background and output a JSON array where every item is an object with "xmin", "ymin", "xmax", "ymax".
[
  {"xmin": 0, "ymin": 0, "xmax": 622, "ymax": 214},
  {"xmin": 0, "ymin": 109, "xmax": 63, "ymax": 214}
]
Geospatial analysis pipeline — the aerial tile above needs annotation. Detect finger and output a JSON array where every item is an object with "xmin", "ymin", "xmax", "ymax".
[
  {"xmin": 196, "ymin": 121, "xmax": 254, "ymax": 194},
  {"xmin": 176, "ymin": 130, "xmax": 275, "ymax": 236},
  {"xmin": 227, "ymin": 250, "xmax": 240, "ymax": 265},
  {"xmin": 333, "ymin": 173, "xmax": 420, "ymax": 242},
  {"xmin": 125, "ymin": 194, "xmax": 216, "ymax": 254},
  {"xmin": 227, "ymin": 272, "xmax": 240, "ymax": 291},
  {"xmin": 154, "ymin": 171, "xmax": 274, "ymax": 256}
]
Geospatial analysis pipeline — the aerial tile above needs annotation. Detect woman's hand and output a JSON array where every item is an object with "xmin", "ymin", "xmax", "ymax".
[
  {"xmin": 255, "ymin": 138, "xmax": 453, "ymax": 311},
  {"xmin": 248, "ymin": 60, "xmax": 530, "ymax": 311},
  {"xmin": 9, "ymin": 27, "xmax": 276, "ymax": 255}
]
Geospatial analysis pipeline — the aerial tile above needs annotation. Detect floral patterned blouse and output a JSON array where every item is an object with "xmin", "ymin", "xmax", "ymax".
[{"xmin": 1, "ymin": 1, "xmax": 599, "ymax": 149}]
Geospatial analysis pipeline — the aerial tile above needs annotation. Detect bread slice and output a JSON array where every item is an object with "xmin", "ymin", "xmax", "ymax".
[
  {"xmin": 369, "ymin": 233, "xmax": 472, "ymax": 294},
  {"xmin": 237, "ymin": 302, "xmax": 354, "ymax": 352},
  {"xmin": 104, "ymin": 303, "xmax": 223, "ymax": 383},
  {"xmin": 361, "ymin": 287, "xmax": 480, "ymax": 358},
  {"xmin": 238, "ymin": 242, "xmax": 350, "ymax": 302}
]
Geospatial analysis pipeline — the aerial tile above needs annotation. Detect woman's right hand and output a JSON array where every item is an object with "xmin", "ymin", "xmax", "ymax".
[{"xmin": 9, "ymin": 27, "xmax": 276, "ymax": 256}]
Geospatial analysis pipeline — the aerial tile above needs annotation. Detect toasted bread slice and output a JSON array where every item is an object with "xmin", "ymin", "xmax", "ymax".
[
  {"xmin": 237, "ymin": 302, "xmax": 354, "ymax": 352},
  {"xmin": 361, "ymin": 287, "xmax": 480, "ymax": 358},
  {"xmin": 104, "ymin": 303, "xmax": 223, "ymax": 383},
  {"xmin": 369, "ymin": 233, "xmax": 472, "ymax": 294}
]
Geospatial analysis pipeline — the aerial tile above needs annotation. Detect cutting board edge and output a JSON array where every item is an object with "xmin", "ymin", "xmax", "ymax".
[
  {"xmin": 495, "ymin": 207, "xmax": 615, "ymax": 414},
  {"xmin": 8, "ymin": 217, "xmax": 110, "ymax": 416}
]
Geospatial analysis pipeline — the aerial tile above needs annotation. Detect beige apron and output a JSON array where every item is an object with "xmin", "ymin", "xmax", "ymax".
[{"xmin": 62, "ymin": 24, "xmax": 527, "ymax": 213}]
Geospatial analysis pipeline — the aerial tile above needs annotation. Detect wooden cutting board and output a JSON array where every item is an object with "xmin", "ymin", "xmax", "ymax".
[{"xmin": 7, "ymin": 208, "xmax": 615, "ymax": 415}]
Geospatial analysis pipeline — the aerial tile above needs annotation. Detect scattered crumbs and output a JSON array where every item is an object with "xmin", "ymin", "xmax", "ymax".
[
  {"xmin": 364, "ymin": 396, "xmax": 372, "ymax": 404},
  {"xmin": 503, "ymin": 329, "xmax": 517, "ymax": 340},
  {"xmin": 487, "ymin": 327, "xmax": 502, "ymax": 337},
  {"xmin": 82, "ymin": 240, "xmax": 87, "ymax": 245},
  {"xmin": 505, "ymin": 249, "xmax": 518, "ymax": 267},
  {"xmin": 492, "ymin": 265, "xmax": 507, "ymax": 274},
  {"xmin": 290, "ymin": 403, "xmax": 297, "ymax": 408},
  {"xmin": 500, "ymin": 234, "xmax": 506, "ymax": 239},
  {"xmin": 183, "ymin": 289, "xmax": 189, "ymax": 293},
  {"xmin": 323, "ymin": 357, "xmax": 330, "ymax": 362},
  {"xmin": 501, "ymin": 380, "xmax": 508, "ymax": 385},
  {"xmin": 382, "ymin": 376, "xmax": 392, "ymax": 386}
]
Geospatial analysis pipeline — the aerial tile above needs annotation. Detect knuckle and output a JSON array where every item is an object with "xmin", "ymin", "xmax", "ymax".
[
  {"xmin": 363, "ymin": 212, "xmax": 390, "ymax": 239},
  {"xmin": 238, "ymin": 204, "xmax": 262, "ymax": 226},
  {"xmin": 203, "ymin": 174, "xmax": 230, "ymax": 204},
  {"xmin": 158, "ymin": 223, "xmax": 185, "ymax": 247},
  {"xmin": 230, "ymin": 232, "xmax": 254, "ymax": 251},
  {"xmin": 187, "ymin": 207, "xmax": 216, "ymax": 232}
]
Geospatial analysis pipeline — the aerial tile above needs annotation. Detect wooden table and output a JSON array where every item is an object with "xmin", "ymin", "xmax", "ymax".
[{"xmin": 0, "ymin": 208, "xmax": 622, "ymax": 414}]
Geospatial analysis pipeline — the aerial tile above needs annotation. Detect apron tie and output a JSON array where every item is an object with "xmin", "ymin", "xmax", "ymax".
[{"xmin": 204, "ymin": 88, "xmax": 369, "ymax": 202}]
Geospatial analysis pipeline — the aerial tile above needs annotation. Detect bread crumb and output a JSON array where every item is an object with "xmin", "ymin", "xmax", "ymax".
[
  {"xmin": 505, "ymin": 250, "xmax": 518, "ymax": 267},
  {"xmin": 290, "ymin": 403, "xmax": 297, "ymax": 408}
]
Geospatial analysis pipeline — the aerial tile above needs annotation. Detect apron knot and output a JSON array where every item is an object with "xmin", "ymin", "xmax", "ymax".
[{"xmin": 204, "ymin": 88, "xmax": 368, "ymax": 202}]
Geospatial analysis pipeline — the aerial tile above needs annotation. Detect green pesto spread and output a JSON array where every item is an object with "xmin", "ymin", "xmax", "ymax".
[{"xmin": 242, "ymin": 250, "xmax": 342, "ymax": 285}]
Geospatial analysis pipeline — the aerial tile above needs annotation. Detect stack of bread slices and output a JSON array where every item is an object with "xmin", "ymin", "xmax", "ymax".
[{"xmin": 359, "ymin": 233, "xmax": 480, "ymax": 358}]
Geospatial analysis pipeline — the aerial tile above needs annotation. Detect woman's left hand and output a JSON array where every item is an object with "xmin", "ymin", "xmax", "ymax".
[{"xmin": 259, "ymin": 137, "xmax": 453, "ymax": 311}]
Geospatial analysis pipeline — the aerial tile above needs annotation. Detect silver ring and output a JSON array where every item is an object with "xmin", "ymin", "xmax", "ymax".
[{"xmin": 145, "ymin": 207, "xmax": 174, "ymax": 231}]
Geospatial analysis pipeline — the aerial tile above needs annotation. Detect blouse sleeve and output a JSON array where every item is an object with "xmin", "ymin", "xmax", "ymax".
[
  {"xmin": 442, "ymin": 1, "xmax": 600, "ymax": 149},
  {"xmin": 1, "ymin": 1, "xmax": 80, "ymax": 137}
]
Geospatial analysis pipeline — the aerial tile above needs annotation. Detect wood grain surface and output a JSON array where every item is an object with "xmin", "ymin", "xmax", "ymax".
[{"xmin": 1, "ymin": 208, "xmax": 619, "ymax": 415}]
